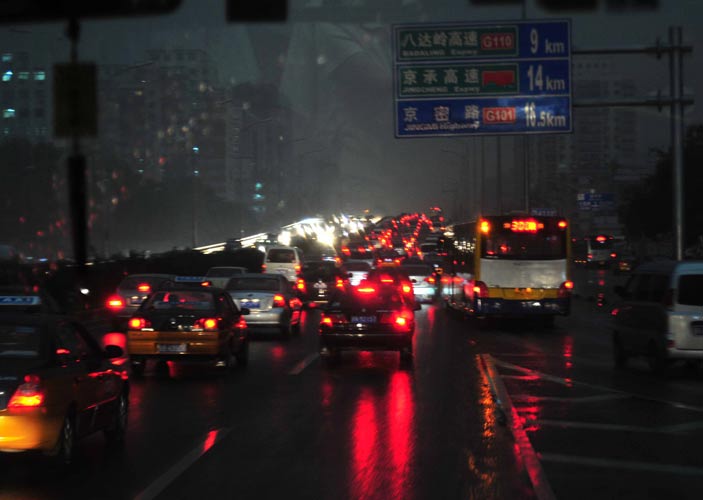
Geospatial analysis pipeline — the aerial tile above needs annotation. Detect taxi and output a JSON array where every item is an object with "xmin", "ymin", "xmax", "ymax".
[
  {"xmin": 126, "ymin": 286, "xmax": 249, "ymax": 375},
  {"xmin": 0, "ymin": 305, "xmax": 129, "ymax": 465}
]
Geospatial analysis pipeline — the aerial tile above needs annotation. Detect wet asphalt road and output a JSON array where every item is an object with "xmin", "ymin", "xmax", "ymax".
[{"xmin": 3, "ymin": 268, "xmax": 703, "ymax": 500}]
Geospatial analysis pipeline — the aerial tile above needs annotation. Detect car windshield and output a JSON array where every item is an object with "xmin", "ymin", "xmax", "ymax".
[
  {"xmin": 206, "ymin": 268, "xmax": 245, "ymax": 278},
  {"xmin": 226, "ymin": 278, "xmax": 281, "ymax": 292},
  {"xmin": 267, "ymin": 249, "xmax": 296, "ymax": 263},
  {"xmin": 0, "ymin": 324, "xmax": 43, "ymax": 358},
  {"xmin": 345, "ymin": 262, "xmax": 371, "ymax": 272},
  {"xmin": 400, "ymin": 265, "xmax": 432, "ymax": 276}
]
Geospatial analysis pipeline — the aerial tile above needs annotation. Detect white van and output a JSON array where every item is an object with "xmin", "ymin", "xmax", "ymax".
[
  {"xmin": 263, "ymin": 246, "xmax": 303, "ymax": 282},
  {"xmin": 612, "ymin": 260, "xmax": 703, "ymax": 372}
]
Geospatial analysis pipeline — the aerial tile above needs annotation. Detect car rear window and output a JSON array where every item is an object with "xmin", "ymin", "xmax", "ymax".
[
  {"xmin": 227, "ymin": 278, "xmax": 281, "ymax": 292},
  {"xmin": 206, "ymin": 268, "xmax": 245, "ymax": 278},
  {"xmin": 0, "ymin": 324, "xmax": 43, "ymax": 358},
  {"xmin": 401, "ymin": 265, "xmax": 432, "ymax": 276},
  {"xmin": 119, "ymin": 276, "xmax": 169, "ymax": 290},
  {"xmin": 267, "ymin": 249, "xmax": 296, "ymax": 263},
  {"xmin": 677, "ymin": 275, "xmax": 703, "ymax": 306},
  {"xmin": 144, "ymin": 291, "xmax": 215, "ymax": 311},
  {"xmin": 345, "ymin": 262, "xmax": 371, "ymax": 272}
]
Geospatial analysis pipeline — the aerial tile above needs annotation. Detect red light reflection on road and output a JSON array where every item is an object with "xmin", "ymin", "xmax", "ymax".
[
  {"xmin": 271, "ymin": 346, "xmax": 285, "ymax": 361},
  {"xmin": 203, "ymin": 430, "xmax": 218, "ymax": 452},
  {"xmin": 563, "ymin": 335, "xmax": 574, "ymax": 370},
  {"xmin": 351, "ymin": 389, "xmax": 379, "ymax": 500},
  {"xmin": 321, "ymin": 380, "xmax": 333, "ymax": 409},
  {"xmin": 426, "ymin": 305, "xmax": 436, "ymax": 331},
  {"xmin": 388, "ymin": 372, "xmax": 414, "ymax": 498}
]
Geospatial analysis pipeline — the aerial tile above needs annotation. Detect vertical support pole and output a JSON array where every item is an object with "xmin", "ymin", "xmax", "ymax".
[
  {"xmin": 670, "ymin": 26, "xmax": 684, "ymax": 261},
  {"xmin": 480, "ymin": 137, "xmax": 485, "ymax": 215},
  {"xmin": 497, "ymin": 136, "xmax": 502, "ymax": 214}
]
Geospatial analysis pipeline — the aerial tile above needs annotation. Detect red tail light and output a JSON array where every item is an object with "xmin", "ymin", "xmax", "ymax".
[
  {"xmin": 261, "ymin": 264, "xmax": 267, "ymax": 272},
  {"xmin": 342, "ymin": 247, "xmax": 351, "ymax": 256},
  {"xmin": 559, "ymin": 281, "xmax": 574, "ymax": 298},
  {"xmin": 610, "ymin": 253, "xmax": 617, "ymax": 259},
  {"xmin": 294, "ymin": 264, "xmax": 301, "ymax": 273},
  {"xmin": 8, "ymin": 374, "xmax": 44, "ymax": 408},
  {"xmin": 336, "ymin": 278, "xmax": 345, "ymax": 290},
  {"xmin": 587, "ymin": 253, "xmax": 593, "ymax": 260},
  {"xmin": 201, "ymin": 280, "xmax": 212, "ymax": 287},
  {"xmin": 426, "ymin": 276, "xmax": 436, "ymax": 284},
  {"xmin": 235, "ymin": 318, "xmax": 247, "ymax": 330},
  {"xmin": 381, "ymin": 310, "xmax": 413, "ymax": 332},
  {"xmin": 137, "ymin": 283, "xmax": 151, "ymax": 293},
  {"xmin": 273, "ymin": 294, "xmax": 286, "ymax": 308},
  {"xmin": 195, "ymin": 317, "xmax": 219, "ymax": 331},
  {"xmin": 129, "ymin": 317, "xmax": 151, "ymax": 330},
  {"xmin": 401, "ymin": 284, "xmax": 412, "ymax": 294},
  {"xmin": 473, "ymin": 281, "xmax": 489, "ymax": 298},
  {"xmin": 106, "ymin": 295, "xmax": 125, "ymax": 311},
  {"xmin": 357, "ymin": 285, "xmax": 376, "ymax": 294},
  {"xmin": 320, "ymin": 313, "xmax": 347, "ymax": 327},
  {"xmin": 296, "ymin": 278, "xmax": 307, "ymax": 294}
]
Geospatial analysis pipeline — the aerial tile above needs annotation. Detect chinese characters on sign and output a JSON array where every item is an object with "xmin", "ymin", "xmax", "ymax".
[{"xmin": 393, "ymin": 20, "xmax": 572, "ymax": 138}]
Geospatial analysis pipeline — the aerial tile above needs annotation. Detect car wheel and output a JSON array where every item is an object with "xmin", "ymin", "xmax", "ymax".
[
  {"xmin": 104, "ymin": 392, "xmax": 128, "ymax": 445},
  {"xmin": 647, "ymin": 341, "xmax": 668, "ymax": 374},
  {"xmin": 54, "ymin": 415, "xmax": 75, "ymax": 466},
  {"xmin": 131, "ymin": 359, "xmax": 145, "ymax": 378},
  {"xmin": 235, "ymin": 339, "xmax": 249, "ymax": 367},
  {"xmin": 613, "ymin": 333, "xmax": 628, "ymax": 369}
]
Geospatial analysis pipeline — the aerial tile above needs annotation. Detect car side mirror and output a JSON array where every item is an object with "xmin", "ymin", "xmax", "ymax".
[
  {"xmin": 240, "ymin": 307, "xmax": 251, "ymax": 315},
  {"xmin": 411, "ymin": 278, "xmax": 417, "ymax": 283},
  {"xmin": 347, "ymin": 272, "xmax": 353, "ymax": 278},
  {"xmin": 104, "ymin": 345, "xmax": 124, "ymax": 359}
]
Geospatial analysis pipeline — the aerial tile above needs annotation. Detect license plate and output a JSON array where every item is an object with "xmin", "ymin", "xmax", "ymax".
[
  {"xmin": 692, "ymin": 324, "xmax": 703, "ymax": 336},
  {"xmin": 130, "ymin": 297, "xmax": 143, "ymax": 305},
  {"xmin": 314, "ymin": 282, "xmax": 328, "ymax": 289},
  {"xmin": 156, "ymin": 343, "xmax": 186, "ymax": 353},
  {"xmin": 351, "ymin": 315, "xmax": 376, "ymax": 324},
  {"xmin": 240, "ymin": 300, "xmax": 259, "ymax": 309}
]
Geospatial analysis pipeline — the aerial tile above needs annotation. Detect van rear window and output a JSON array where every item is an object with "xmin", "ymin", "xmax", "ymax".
[
  {"xmin": 267, "ymin": 249, "xmax": 296, "ymax": 263},
  {"xmin": 678, "ymin": 275, "xmax": 703, "ymax": 306}
]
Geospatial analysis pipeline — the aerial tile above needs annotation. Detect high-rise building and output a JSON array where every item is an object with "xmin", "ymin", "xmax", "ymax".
[{"xmin": 0, "ymin": 51, "xmax": 49, "ymax": 141}]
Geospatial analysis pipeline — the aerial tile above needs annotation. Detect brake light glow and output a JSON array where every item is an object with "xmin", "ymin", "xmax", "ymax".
[
  {"xmin": 558, "ymin": 220, "xmax": 568, "ymax": 229},
  {"xmin": 201, "ymin": 280, "xmax": 213, "ymax": 287},
  {"xmin": 401, "ymin": 284, "xmax": 412, "ymax": 294},
  {"xmin": 473, "ymin": 281, "xmax": 489, "ymax": 298},
  {"xmin": 480, "ymin": 220, "xmax": 491, "ymax": 234},
  {"xmin": 610, "ymin": 253, "xmax": 617, "ymax": 258},
  {"xmin": 137, "ymin": 283, "xmax": 151, "ymax": 293},
  {"xmin": 261, "ymin": 264, "xmax": 267, "ymax": 271},
  {"xmin": 195, "ymin": 317, "xmax": 219, "ymax": 331},
  {"xmin": 235, "ymin": 318, "xmax": 247, "ymax": 329},
  {"xmin": 106, "ymin": 295, "xmax": 125, "ymax": 310},
  {"xmin": 426, "ymin": 276, "xmax": 436, "ymax": 284},
  {"xmin": 129, "ymin": 317, "xmax": 151, "ymax": 330},
  {"xmin": 395, "ymin": 316, "xmax": 408, "ymax": 327},
  {"xmin": 342, "ymin": 247, "xmax": 351, "ymax": 256},
  {"xmin": 273, "ymin": 294, "xmax": 286, "ymax": 308},
  {"xmin": 558, "ymin": 281, "xmax": 574, "ymax": 298},
  {"xmin": 296, "ymin": 278, "xmax": 307, "ymax": 293},
  {"xmin": 336, "ymin": 278, "xmax": 345, "ymax": 290},
  {"xmin": 321, "ymin": 316, "xmax": 333, "ymax": 327},
  {"xmin": 8, "ymin": 374, "xmax": 44, "ymax": 408},
  {"xmin": 357, "ymin": 286, "xmax": 376, "ymax": 294},
  {"xmin": 596, "ymin": 235, "xmax": 607, "ymax": 243},
  {"xmin": 295, "ymin": 264, "xmax": 301, "ymax": 273}
]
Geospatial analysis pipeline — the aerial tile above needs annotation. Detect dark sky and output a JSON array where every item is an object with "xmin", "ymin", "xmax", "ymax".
[{"xmin": 0, "ymin": 0, "xmax": 699, "ymax": 217}]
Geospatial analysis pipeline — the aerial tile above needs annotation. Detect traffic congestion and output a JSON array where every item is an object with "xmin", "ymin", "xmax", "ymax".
[{"xmin": 3, "ymin": 210, "xmax": 703, "ymax": 499}]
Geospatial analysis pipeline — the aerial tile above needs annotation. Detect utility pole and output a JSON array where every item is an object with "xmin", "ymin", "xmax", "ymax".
[{"xmin": 670, "ymin": 26, "xmax": 684, "ymax": 261}]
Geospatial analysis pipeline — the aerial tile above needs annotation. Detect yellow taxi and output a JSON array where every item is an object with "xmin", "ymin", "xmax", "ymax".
[
  {"xmin": 0, "ymin": 311, "xmax": 128, "ymax": 464},
  {"xmin": 126, "ymin": 286, "xmax": 249, "ymax": 376}
]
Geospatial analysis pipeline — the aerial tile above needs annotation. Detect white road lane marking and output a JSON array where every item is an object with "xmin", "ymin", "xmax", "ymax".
[
  {"xmin": 539, "ymin": 453, "xmax": 703, "ymax": 476},
  {"xmin": 511, "ymin": 393, "xmax": 627, "ymax": 404},
  {"xmin": 479, "ymin": 354, "xmax": 557, "ymax": 500},
  {"xmin": 493, "ymin": 356, "xmax": 703, "ymax": 414},
  {"xmin": 133, "ymin": 427, "xmax": 230, "ymax": 500},
  {"xmin": 288, "ymin": 352, "xmax": 319, "ymax": 375}
]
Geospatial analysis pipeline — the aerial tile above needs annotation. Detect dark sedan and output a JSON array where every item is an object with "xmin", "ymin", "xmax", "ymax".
[
  {"xmin": 296, "ymin": 261, "xmax": 348, "ymax": 307},
  {"xmin": 318, "ymin": 281, "xmax": 415, "ymax": 366}
]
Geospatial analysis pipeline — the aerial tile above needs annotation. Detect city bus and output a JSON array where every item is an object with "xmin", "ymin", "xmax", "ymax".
[{"xmin": 441, "ymin": 215, "xmax": 573, "ymax": 324}]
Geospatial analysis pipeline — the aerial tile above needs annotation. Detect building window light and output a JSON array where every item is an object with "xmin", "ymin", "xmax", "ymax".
[
  {"xmin": 18, "ymin": 71, "xmax": 29, "ymax": 80},
  {"xmin": 3, "ymin": 108, "xmax": 16, "ymax": 118},
  {"xmin": 3, "ymin": 70, "xmax": 13, "ymax": 82},
  {"xmin": 2, "ymin": 54, "xmax": 11, "ymax": 63},
  {"xmin": 34, "ymin": 71, "xmax": 45, "ymax": 81}
]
